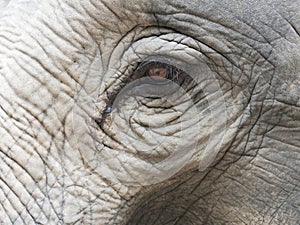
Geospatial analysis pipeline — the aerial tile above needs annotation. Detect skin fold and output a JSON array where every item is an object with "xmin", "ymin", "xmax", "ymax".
[{"xmin": 0, "ymin": 0, "xmax": 299, "ymax": 224}]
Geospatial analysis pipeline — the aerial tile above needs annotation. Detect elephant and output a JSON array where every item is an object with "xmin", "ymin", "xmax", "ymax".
[{"xmin": 0, "ymin": 0, "xmax": 299, "ymax": 224}]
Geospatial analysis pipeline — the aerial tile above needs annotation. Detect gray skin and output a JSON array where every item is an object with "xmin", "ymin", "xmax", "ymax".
[{"xmin": 0, "ymin": 0, "xmax": 300, "ymax": 224}]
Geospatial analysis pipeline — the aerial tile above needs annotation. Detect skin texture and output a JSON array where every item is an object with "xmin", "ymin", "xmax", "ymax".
[{"xmin": 0, "ymin": 0, "xmax": 300, "ymax": 224}]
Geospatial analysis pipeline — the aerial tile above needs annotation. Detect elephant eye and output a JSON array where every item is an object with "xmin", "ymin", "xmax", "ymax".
[
  {"xmin": 147, "ymin": 67, "xmax": 169, "ymax": 79},
  {"xmin": 133, "ymin": 61, "xmax": 185, "ymax": 85}
]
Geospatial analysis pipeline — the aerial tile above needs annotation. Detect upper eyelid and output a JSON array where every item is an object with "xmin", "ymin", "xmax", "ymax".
[{"xmin": 101, "ymin": 33, "xmax": 206, "ymax": 96}]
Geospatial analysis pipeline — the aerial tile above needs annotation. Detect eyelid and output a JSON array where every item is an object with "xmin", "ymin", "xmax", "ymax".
[
  {"xmin": 100, "ymin": 34, "xmax": 215, "ymax": 104},
  {"xmin": 102, "ymin": 34, "xmax": 203, "ymax": 91},
  {"xmin": 137, "ymin": 56, "xmax": 192, "ymax": 73}
]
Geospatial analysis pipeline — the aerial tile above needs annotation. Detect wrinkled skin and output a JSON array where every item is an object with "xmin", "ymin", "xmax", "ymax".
[{"xmin": 0, "ymin": 0, "xmax": 300, "ymax": 224}]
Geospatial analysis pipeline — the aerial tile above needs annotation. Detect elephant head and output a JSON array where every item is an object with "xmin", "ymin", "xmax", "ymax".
[{"xmin": 0, "ymin": 0, "xmax": 299, "ymax": 224}]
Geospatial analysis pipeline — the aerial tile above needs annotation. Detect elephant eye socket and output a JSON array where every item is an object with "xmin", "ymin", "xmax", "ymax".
[{"xmin": 97, "ymin": 59, "xmax": 203, "ymax": 129}]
